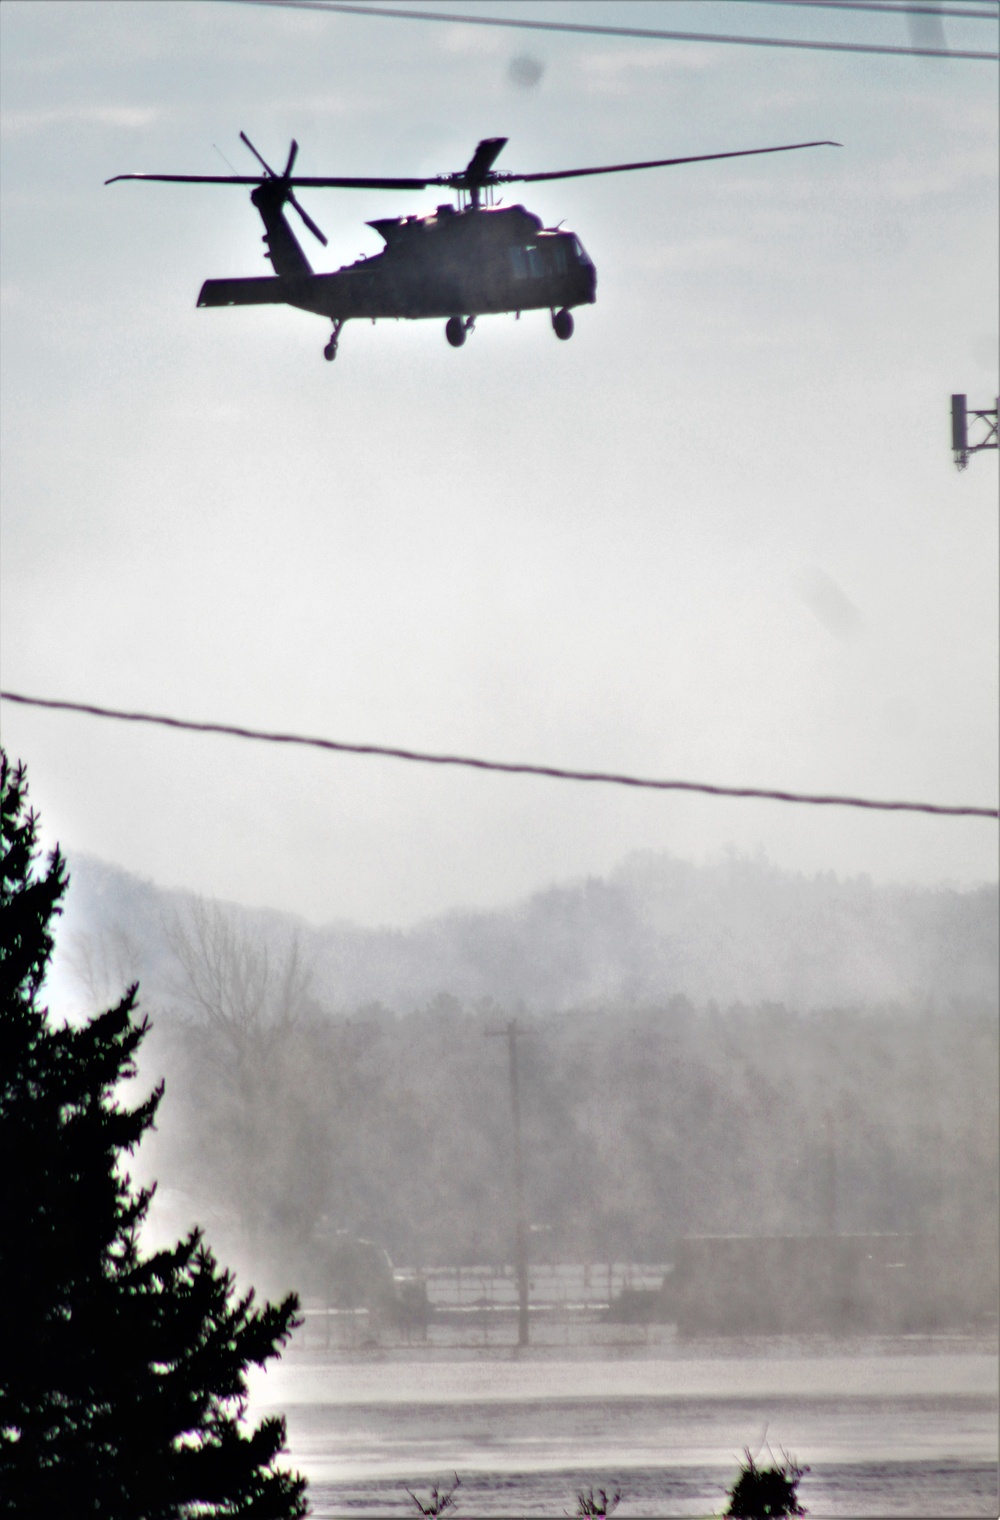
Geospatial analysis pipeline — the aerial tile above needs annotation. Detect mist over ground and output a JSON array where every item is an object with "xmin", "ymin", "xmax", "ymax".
[{"xmin": 53, "ymin": 849, "xmax": 998, "ymax": 1303}]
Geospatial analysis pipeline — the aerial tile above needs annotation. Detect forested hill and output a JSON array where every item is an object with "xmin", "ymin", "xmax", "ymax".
[
  {"xmin": 54, "ymin": 851, "xmax": 997, "ymax": 1278},
  {"xmin": 57, "ymin": 850, "xmax": 997, "ymax": 1016}
]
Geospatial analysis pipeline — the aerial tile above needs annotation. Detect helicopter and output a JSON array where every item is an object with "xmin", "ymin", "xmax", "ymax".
[{"xmin": 106, "ymin": 133, "xmax": 839, "ymax": 361}]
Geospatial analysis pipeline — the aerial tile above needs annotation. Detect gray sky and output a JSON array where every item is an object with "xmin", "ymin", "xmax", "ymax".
[{"xmin": 2, "ymin": 0, "xmax": 997, "ymax": 927}]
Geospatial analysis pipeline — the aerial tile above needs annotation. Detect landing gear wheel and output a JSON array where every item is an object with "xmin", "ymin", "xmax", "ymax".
[
  {"xmin": 324, "ymin": 320, "xmax": 344, "ymax": 361},
  {"xmin": 552, "ymin": 308, "xmax": 574, "ymax": 341},
  {"xmin": 445, "ymin": 316, "xmax": 467, "ymax": 348}
]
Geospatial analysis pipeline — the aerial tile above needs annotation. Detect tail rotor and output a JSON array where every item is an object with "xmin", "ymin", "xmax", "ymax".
[{"xmin": 240, "ymin": 130, "xmax": 328, "ymax": 247}]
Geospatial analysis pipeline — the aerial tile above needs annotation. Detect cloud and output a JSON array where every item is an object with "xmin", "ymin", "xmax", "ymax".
[
  {"xmin": 579, "ymin": 43, "xmax": 716, "ymax": 84},
  {"xmin": 439, "ymin": 24, "xmax": 504, "ymax": 57},
  {"xmin": 872, "ymin": 150, "xmax": 999, "ymax": 202},
  {"xmin": 0, "ymin": 105, "xmax": 158, "ymax": 138}
]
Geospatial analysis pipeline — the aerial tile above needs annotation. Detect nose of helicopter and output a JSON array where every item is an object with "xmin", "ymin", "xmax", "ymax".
[
  {"xmin": 576, "ymin": 246, "xmax": 597, "ymax": 304},
  {"xmin": 563, "ymin": 231, "xmax": 596, "ymax": 303}
]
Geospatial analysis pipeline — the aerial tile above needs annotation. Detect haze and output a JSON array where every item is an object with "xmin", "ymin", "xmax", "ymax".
[{"xmin": 1, "ymin": 0, "xmax": 997, "ymax": 928}]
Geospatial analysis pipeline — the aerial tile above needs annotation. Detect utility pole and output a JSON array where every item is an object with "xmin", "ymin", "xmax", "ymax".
[
  {"xmin": 823, "ymin": 1108, "xmax": 838, "ymax": 1236},
  {"xmin": 487, "ymin": 1019, "xmax": 529, "ymax": 1346},
  {"xmin": 951, "ymin": 394, "xmax": 998, "ymax": 471}
]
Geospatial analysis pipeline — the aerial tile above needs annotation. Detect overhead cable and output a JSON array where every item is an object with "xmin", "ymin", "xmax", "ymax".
[
  {"xmin": 230, "ymin": 0, "xmax": 999, "ymax": 61},
  {"xmin": 3, "ymin": 691, "xmax": 996, "ymax": 820},
  {"xmin": 721, "ymin": 0, "xmax": 996, "ymax": 17}
]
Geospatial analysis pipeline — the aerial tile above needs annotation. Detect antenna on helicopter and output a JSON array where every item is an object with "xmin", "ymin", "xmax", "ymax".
[{"xmin": 212, "ymin": 143, "xmax": 240, "ymax": 177}]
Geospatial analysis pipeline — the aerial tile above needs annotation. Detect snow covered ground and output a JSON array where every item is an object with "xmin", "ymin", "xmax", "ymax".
[{"xmin": 249, "ymin": 1334, "xmax": 998, "ymax": 1517}]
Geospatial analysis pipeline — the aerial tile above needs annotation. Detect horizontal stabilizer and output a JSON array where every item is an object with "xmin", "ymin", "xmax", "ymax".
[{"xmin": 197, "ymin": 276, "xmax": 296, "ymax": 307}]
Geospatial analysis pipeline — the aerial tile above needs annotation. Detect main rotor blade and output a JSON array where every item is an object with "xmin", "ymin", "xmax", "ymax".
[
  {"xmin": 280, "ymin": 176, "xmax": 431, "ymax": 189},
  {"xmin": 105, "ymin": 173, "xmax": 431, "ymax": 189},
  {"xmin": 289, "ymin": 191, "xmax": 328, "ymax": 246},
  {"xmin": 107, "ymin": 140, "xmax": 839, "ymax": 197},
  {"xmin": 284, "ymin": 139, "xmax": 299, "ymax": 178},
  {"xmin": 106, "ymin": 174, "xmax": 267, "ymax": 184},
  {"xmin": 240, "ymin": 130, "xmax": 278, "ymax": 178},
  {"xmin": 506, "ymin": 140, "xmax": 841, "ymax": 184},
  {"xmin": 464, "ymin": 136, "xmax": 508, "ymax": 184}
]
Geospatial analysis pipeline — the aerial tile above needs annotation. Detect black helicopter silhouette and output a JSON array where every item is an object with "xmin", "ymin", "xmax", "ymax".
[{"xmin": 106, "ymin": 133, "xmax": 838, "ymax": 361}]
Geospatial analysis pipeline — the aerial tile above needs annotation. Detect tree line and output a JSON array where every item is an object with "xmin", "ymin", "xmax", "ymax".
[{"xmin": 137, "ymin": 897, "xmax": 997, "ymax": 1298}]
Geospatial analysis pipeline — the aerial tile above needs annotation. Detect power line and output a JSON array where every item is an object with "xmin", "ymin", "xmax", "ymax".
[
  {"xmin": 3, "ymin": 691, "xmax": 996, "ymax": 820},
  {"xmin": 722, "ymin": 0, "xmax": 996, "ymax": 17},
  {"xmin": 230, "ymin": 0, "xmax": 999, "ymax": 61}
]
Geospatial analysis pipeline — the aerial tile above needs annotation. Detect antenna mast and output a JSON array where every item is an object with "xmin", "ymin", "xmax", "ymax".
[{"xmin": 951, "ymin": 394, "xmax": 998, "ymax": 470}]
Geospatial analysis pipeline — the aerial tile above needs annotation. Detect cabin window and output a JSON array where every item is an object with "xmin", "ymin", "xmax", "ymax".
[
  {"xmin": 525, "ymin": 245, "xmax": 545, "ymax": 277},
  {"xmin": 553, "ymin": 242, "xmax": 568, "ymax": 274},
  {"xmin": 508, "ymin": 246, "xmax": 528, "ymax": 279}
]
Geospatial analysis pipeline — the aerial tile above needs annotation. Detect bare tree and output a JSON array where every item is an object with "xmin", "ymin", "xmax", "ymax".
[
  {"xmin": 167, "ymin": 897, "xmax": 312, "ymax": 1059},
  {"xmin": 65, "ymin": 922, "xmax": 145, "ymax": 1013},
  {"xmin": 165, "ymin": 898, "xmax": 319, "ymax": 1258}
]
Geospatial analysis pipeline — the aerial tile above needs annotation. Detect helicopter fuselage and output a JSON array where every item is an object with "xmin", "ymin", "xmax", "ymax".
[{"xmin": 197, "ymin": 193, "xmax": 596, "ymax": 330}]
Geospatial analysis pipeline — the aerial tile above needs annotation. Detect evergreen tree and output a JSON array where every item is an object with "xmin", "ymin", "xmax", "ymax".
[{"xmin": 0, "ymin": 752, "xmax": 307, "ymax": 1518}]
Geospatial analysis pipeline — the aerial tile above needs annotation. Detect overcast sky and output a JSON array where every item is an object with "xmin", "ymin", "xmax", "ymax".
[{"xmin": 2, "ymin": 0, "xmax": 997, "ymax": 928}]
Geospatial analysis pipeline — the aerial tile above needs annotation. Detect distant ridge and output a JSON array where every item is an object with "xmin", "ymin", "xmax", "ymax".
[{"xmin": 57, "ymin": 851, "xmax": 998, "ymax": 1016}]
